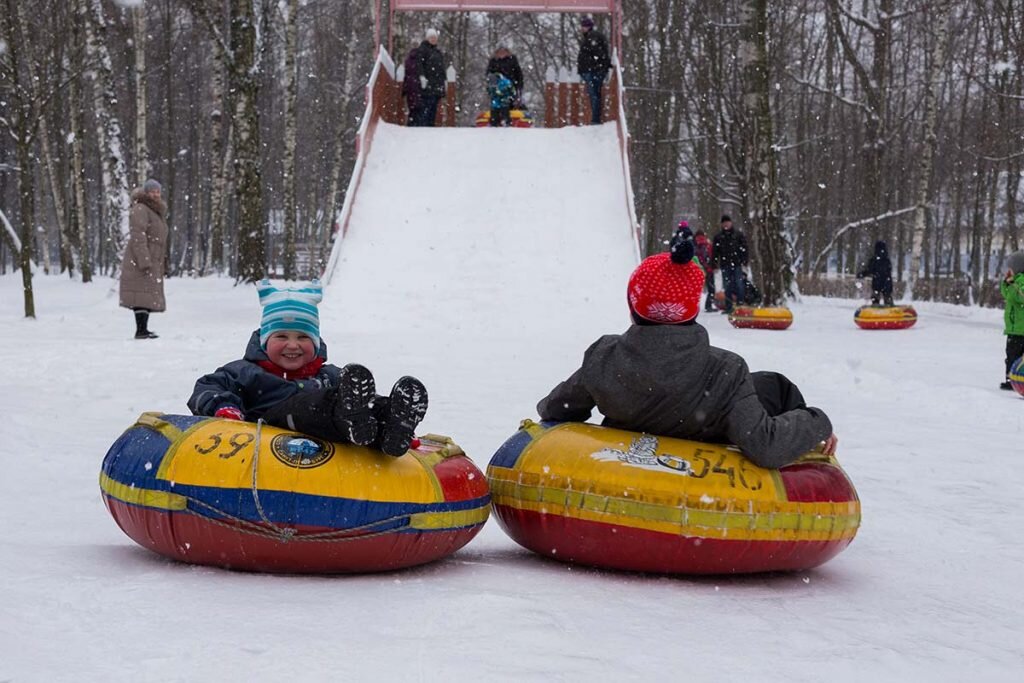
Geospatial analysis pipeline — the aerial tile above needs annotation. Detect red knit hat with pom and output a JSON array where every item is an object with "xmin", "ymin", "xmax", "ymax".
[{"xmin": 627, "ymin": 252, "xmax": 706, "ymax": 323}]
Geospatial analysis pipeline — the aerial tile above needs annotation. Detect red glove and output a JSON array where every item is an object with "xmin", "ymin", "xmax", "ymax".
[{"xmin": 215, "ymin": 406, "xmax": 244, "ymax": 421}]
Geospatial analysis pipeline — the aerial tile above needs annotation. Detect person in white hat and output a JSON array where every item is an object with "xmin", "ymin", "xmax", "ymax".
[{"xmin": 401, "ymin": 28, "xmax": 447, "ymax": 126}]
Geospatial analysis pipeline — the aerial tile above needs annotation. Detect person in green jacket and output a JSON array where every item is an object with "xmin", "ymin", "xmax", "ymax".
[{"xmin": 1000, "ymin": 250, "xmax": 1024, "ymax": 390}]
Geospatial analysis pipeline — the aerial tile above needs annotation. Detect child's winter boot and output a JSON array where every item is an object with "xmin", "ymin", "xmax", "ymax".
[
  {"xmin": 379, "ymin": 376, "xmax": 428, "ymax": 457},
  {"xmin": 333, "ymin": 364, "xmax": 378, "ymax": 446}
]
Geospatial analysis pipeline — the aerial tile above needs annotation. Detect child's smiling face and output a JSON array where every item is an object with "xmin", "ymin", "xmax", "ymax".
[{"xmin": 265, "ymin": 331, "xmax": 316, "ymax": 371}]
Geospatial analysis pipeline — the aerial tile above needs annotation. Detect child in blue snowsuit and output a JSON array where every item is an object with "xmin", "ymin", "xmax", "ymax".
[
  {"xmin": 487, "ymin": 72, "xmax": 516, "ymax": 127},
  {"xmin": 187, "ymin": 281, "xmax": 428, "ymax": 456}
]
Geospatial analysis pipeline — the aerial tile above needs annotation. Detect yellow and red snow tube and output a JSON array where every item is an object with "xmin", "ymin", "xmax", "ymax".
[
  {"xmin": 487, "ymin": 420, "xmax": 860, "ymax": 574},
  {"xmin": 474, "ymin": 109, "xmax": 534, "ymax": 128},
  {"xmin": 729, "ymin": 306, "xmax": 794, "ymax": 330},
  {"xmin": 101, "ymin": 413, "xmax": 490, "ymax": 573},
  {"xmin": 854, "ymin": 305, "xmax": 917, "ymax": 330}
]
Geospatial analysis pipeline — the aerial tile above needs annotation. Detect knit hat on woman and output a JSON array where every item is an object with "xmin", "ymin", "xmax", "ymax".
[
  {"xmin": 627, "ymin": 232, "xmax": 705, "ymax": 324},
  {"xmin": 258, "ymin": 279, "xmax": 323, "ymax": 351}
]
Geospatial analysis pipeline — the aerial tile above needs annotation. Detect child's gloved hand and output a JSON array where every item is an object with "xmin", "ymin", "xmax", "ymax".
[{"xmin": 215, "ymin": 406, "xmax": 245, "ymax": 421}]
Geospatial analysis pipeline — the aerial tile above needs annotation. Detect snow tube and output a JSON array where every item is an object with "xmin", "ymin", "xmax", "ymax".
[
  {"xmin": 100, "ymin": 413, "xmax": 490, "ymax": 573},
  {"xmin": 474, "ymin": 109, "xmax": 534, "ymax": 128},
  {"xmin": 487, "ymin": 420, "xmax": 860, "ymax": 574},
  {"xmin": 854, "ymin": 305, "xmax": 917, "ymax": 330},
  {"xmin": 1010, "ymin": 356, "xmax": 1024, "ymax": 397},
  {"xmin": 729, "ymin": 306, "xmax": 794, "ymax": 330}
]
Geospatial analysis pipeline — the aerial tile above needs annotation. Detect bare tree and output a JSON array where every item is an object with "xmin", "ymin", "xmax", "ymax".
[
  {"xmin": 0, "ymin": 0, "xmax": 38, "ymax": 316},
  {"xmin": 907, "ymin": 0, "xmax": 953, "ymax": 297},
  {"xmin": 281, "ymin": 0, "xmax": 299, "ymax": 280},
  {"xmin": 186, "ymin": 0, "xmax": 270, "ymax": 282},
  {"xmin": 84, "ymin": 0, "xmax": 131, "ymax": 267},
  {"xmin": 737, "ymin": 0, "xmax": 790, "ymax": 305},
  {"xmin": 133, "ymin": 3, "xmax": 150, "ymax": 185}
]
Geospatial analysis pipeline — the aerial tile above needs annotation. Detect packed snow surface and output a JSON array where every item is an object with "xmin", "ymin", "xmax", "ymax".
[{"xmin": 2, "ymin": 124, "xmax": 1022, "ymax": 681}]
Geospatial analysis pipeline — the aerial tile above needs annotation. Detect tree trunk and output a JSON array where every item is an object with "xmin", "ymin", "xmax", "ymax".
[
  {"xmin": 38, "ymin": 117, "xmax": 69, "ymax": 276},
  {"xmin": 207, "ymin": 56, "xmax": 229, "ymax": 272},
  {"xmin": 162, "ymin": 0, "xmax": 177, "ymax": 268},
  {"xmin": 2, "ymin": 0, "xmax": 37, "ymax": 315},
  {"xmin": 907, "ymin": 1, "xmax": 951, "ymax": 298},
  {"xmin": 738, "ymin": 0, "xmax": 789, "ymax": 306},
  {"xmin": 230, "ymin": 0, "xmax": 266, "ymax": 282},
  {"xmin": 282, "ymin": 0, "xmax": 299, "ymax": 280},
  {"xmin": 322, "ymin": 7, "xmax": 359, "ymax": 271},
  {"xmin": 84, "ymin": 0, "xmax": 131, "ymax": 269},
  {"xmin": 69, "ymin": 0, "xmax": 92, "ymax": 283},
  {"xmin": 133, "ymin": 4, "xmax": 150, "ymax": 185}
]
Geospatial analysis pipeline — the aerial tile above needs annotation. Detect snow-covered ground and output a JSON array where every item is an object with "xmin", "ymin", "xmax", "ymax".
[{"xmin": 2, "ymin": 123, "xmax": 1023, "ymax": 681}]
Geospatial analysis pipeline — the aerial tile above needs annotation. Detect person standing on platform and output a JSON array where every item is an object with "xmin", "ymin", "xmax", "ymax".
[
  {"xmin": 577, "ymin": 17, "xmax": 611, "ymax": 125},
  {"xmin": 403, "ymin": 28, "xmax": 447, "ymax": 127}
]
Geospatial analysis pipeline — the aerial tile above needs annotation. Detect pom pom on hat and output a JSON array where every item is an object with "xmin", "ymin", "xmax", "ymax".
[
  {"xmin": 258, "ymin": 279, "xmax": 323, "ymax": 351},
  {"xmin": 627, "ymin": 252, "xmax": 705, "ymax": 324},
  {"xmin": 669, "ymin": 226, "xmax": 695, "ymax": 264}
]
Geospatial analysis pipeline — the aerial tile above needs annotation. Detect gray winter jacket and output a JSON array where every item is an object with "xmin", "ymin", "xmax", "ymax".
[{"xmin": 537, "ymin": 323, "xmax": 832, "ymax": 469}]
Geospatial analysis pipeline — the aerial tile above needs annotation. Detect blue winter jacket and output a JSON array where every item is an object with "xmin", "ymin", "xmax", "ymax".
[
  {"xmin": 488, "ymin": 73, "xmax": 516, "ymax": 110},
  {"xmin": 187, "ymin": 331, "xmax": 343, "ymax": 419}
]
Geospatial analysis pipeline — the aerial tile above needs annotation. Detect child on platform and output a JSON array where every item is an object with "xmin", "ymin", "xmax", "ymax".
[
  {"xmin": 1000, "ymin": 251, "xmax": 1024, "ymax": 390},
  {"xmin": 187, "ymin": 280, "xmax": 428, "ymax": 456},
  {"xmin": 536, "ymin": 231, "xmax": 838, "ymax": 469},
  {"xmin": 486, "ymin": 72, "xmax": 516, "ymax": 127}
]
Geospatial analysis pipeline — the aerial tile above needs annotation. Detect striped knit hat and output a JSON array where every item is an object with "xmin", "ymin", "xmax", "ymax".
[{"xmin": 257, "ymin": 279, "xmax": 323, "ymax": 351}]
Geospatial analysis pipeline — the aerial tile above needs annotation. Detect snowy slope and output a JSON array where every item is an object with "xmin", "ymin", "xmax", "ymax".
[
  {"xmin": 326, "ymin": 122, "xmax": 638, "ymax": 461},
  {"xmin": 1, "ymin": 124, "xmax": 1023, "ymax": 681}
]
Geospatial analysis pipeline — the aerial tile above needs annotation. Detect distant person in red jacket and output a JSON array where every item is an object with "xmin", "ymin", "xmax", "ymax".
[{"xmin": 694, "ymin": 228, "xmax": 716, "ymax": 312}]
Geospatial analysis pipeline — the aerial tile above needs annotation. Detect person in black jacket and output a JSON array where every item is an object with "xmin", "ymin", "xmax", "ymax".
[
  {"xmin": 537, "ymin": 232, "xmax": 838, "ymax": 469},
  {"xmin": 857, "ymin": 240, "xmax": 894, "ymax": 306},
  {"xmin": 402, "ymin": 28, "xmax": 447, "ymax": 127},
  {"xmin": 577, "ymin": 17, "xmax": 611, "ymax": 124},
  {"xmin": 486, "ymin": 46, "xmax": 524, "ymax": 108},
  {"xmin": 710, "ymin": 214, "xmax": 749, "ymax": 313}
]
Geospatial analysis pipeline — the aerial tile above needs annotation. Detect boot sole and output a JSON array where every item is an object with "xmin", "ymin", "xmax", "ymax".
[
  {"xmin": 335, "ymin": 364, "xmax": 378, "ymax": 446},
  {"xmin": 380, "ymin": 377, "xmax": 428, "ymax": 457}
]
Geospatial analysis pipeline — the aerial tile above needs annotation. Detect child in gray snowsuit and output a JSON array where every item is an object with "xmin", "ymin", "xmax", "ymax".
[{"xmin": 538, "ymin": 233, "xmax": 837, "ymax": 469}]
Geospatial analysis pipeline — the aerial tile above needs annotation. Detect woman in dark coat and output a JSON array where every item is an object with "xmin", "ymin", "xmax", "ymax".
[
  {"xmin": 486, "ymin": 46, "xmax": 524, "ymax": 106},
  {"xmin": 857, "ymin": 240, "xmax": 894, "ymax": 306},
  {"xmin": 119, "ymin": 179, "xmax": 168, "ymax": 339}
]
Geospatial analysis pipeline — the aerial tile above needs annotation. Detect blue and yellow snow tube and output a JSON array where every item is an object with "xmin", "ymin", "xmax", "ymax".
[
  {"xmin": 488, "ymin": 420, "xmax": 860, "ymax": 574},
  {"xmin": 101, "ymin": 413, "xmax": 490, "ymax": 573}
]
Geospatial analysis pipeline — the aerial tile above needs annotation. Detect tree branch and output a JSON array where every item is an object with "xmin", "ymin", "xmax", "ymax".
[
  {"xmin": 811, "ymin": 206, "xmax": 918, "ymax": 273},
  {"xmin": 183, "ymin": 0, "xmax": 233, "ymax": 66}
]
